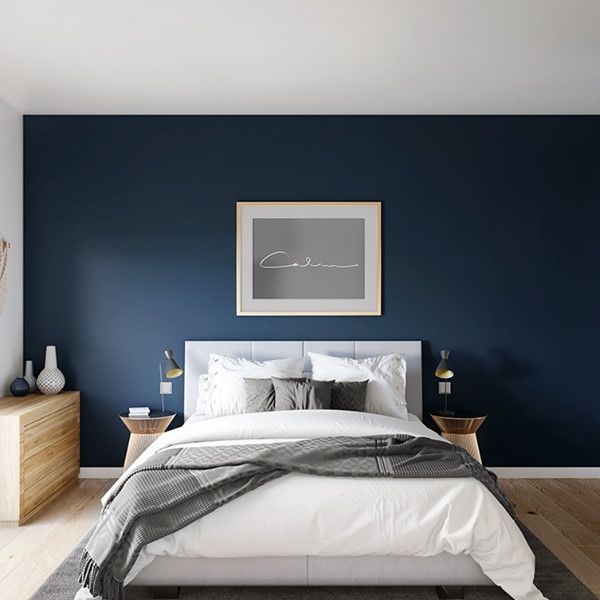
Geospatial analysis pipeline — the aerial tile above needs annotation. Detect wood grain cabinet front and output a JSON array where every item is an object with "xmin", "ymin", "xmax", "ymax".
[{"xmin": 0, "ymin": 391, "xmax": 80, "ymax": 525}]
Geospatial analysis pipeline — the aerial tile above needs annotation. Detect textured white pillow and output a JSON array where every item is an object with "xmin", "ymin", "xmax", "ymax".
[
  {"xmin": 206, "ymin": 354, "xmax": 305, "ymax": 417},
  {"xmin": 308, "ymin": 352, "xmax": 407, "ymax": 419}
]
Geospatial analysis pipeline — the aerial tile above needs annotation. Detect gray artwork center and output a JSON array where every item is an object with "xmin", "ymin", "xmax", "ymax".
[{"xmin": 252, "ymin": 218, "xmax": 365, "ymax": 299}]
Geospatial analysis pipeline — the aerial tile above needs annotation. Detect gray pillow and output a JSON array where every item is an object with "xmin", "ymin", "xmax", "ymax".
[
  {"xmin": 272, "ymin": 377, "xmax": 334, "ymax": 411},
  {"xmin": 331, "ymin": 380, "xmax": 368, "ymax": 412},
  {"xmin": 243, "ymin": 378, "xmax": 276, "ymax": 413}
]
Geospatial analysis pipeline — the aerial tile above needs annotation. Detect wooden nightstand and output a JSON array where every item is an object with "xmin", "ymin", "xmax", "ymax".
[
  {"xmin": 430, "ymin": 410, "xmax": 487, "ymax": 463},
  {"xmin": 0, "ymin": 392, "xmax": 80, "ymax": 525},
  {"xmin": 119, "ymin": 410, "xmax": 176, "ymax": 469}
]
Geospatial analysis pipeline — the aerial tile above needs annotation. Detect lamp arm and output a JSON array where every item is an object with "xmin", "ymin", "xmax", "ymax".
[{"xmin": 159, "ymin": 361, "xmax": 165, "ymax": 412}]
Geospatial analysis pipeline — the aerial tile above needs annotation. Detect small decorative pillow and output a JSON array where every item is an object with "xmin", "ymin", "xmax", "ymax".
[
  {"xmin": 331, "ymin": 380, "xmax": 368, "ymax": 412},
  {"xmin": 243, "ymin": 378, "xmax": 276, "ymax": 413},
  {"xmin": 207, "ymin": 354, "xmax": 305, "ymax": 417},
  {"xmin": 308, "ymin": 352, "xmax": 407, "ymax": 419},
  {"xmin": 272, "ymin": 377, "xmax": 334, "ymax": 411}
]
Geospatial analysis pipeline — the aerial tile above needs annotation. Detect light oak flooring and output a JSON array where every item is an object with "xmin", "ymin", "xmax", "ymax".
[
  {"xmin": 0, "ymin": 479, "xmax": 113, "ymax": 600},
  {"xmin": 0, "ymin": 478, "xmax": 599, "ymax": 600}
]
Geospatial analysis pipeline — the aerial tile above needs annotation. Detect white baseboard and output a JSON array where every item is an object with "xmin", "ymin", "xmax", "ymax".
[
  {"xmin": 489, "ymin": 467, "xmax": 600, "ymax": 478},
  {"xmin": 80, "ymin": 467, "xmax": 123, "ymax": 478},
  {"xmin": 79, "ymin": 466, "xmax": 600, "ymax": 480}
]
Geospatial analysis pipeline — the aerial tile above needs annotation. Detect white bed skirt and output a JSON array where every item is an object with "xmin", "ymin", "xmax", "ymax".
[{"xmin": 130, "ymin": 553, "xmax": 492, "ymax": 587}]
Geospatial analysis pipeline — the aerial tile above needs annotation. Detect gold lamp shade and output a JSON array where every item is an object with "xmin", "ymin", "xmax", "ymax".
[
  {"xmin": 164, "ymin": 350, "xmax": 183, "ymax": 378},
  {"xmin": 435, "ymin": 349, "xmax": 454, "ymax": 379}
]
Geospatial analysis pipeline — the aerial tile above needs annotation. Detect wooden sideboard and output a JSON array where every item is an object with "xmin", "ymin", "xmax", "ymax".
[{"xmin": 0, "ymin": 391, "xmax": 80, "ymax": 525}]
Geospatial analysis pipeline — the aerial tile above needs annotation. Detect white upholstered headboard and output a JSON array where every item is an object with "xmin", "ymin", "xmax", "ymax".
[{"xmin": 184, "ymin": 341, "xmax": 422, "ymax": 421}]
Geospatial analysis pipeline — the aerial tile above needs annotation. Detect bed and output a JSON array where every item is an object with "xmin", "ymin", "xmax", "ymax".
[{"xmin": 77, "ymin": 341, "xmax": 546, "ymax": 600}]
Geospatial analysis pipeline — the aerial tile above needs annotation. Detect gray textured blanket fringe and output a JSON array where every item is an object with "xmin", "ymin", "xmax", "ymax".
[
  {"xmin": 79, "ymin": 435, "xmax": 512, "ymax": 600},
  {"xmin": 79, "ymin": 549, "xmax": 124, "ymax": 600}
]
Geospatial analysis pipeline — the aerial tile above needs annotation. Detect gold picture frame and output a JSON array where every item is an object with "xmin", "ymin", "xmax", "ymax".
[{"xmin": 236, "ymin": 201, "xmax": 381, "ymax": 316}]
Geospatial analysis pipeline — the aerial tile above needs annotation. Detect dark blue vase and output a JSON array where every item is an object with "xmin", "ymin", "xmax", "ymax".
[{"xmin": 10, "ymin": 377, "xmax": 30, "ymax": 397}]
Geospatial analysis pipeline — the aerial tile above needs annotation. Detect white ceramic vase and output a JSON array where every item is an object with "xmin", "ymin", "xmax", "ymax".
[
  {"xmin": 23, "ymin": 360, "xmax": 37, "ymax": 392},
  {"xmin": 37, "ymin": 346, "xmax": 65, "ymax": 395}
]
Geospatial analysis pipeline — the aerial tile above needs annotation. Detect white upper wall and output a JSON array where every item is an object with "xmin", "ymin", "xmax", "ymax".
[
  {"xmin": 0, "ymin": 0, "xmax": 599, "ymax": 114},
  {"xmin": 0, "ymin": 99, "xmax": 22, "ymax": 395}
]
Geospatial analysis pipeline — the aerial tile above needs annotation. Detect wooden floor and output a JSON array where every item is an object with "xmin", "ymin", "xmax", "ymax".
[
  {"xmin": 502, "ymin": 479, "xmax": 600, "ymax": 597},
  {"xmin": 0, "ymin": 478, "xmax": 599, "ymax": 600},
  {"xmin": 0, "ymin": 479, "xmax": 113, "ymax": 600}
]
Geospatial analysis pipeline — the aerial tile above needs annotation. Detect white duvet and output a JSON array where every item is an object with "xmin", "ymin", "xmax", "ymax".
[{"xmin": 79, "ymin": 410, "xmax": 547, "ymax": 600}]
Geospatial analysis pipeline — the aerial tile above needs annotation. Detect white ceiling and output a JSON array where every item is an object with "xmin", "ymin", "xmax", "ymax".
[{"xmin": 1, "ymin": 0, "xmax": 599, "ymax": 114}]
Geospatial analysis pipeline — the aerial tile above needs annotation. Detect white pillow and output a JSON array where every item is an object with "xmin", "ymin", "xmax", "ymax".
[
  {"xmin": 206, "ymin": 354, "xmax": 305, "ymax": 417},
  {"xmin": 308, "ymin": 352, "xmax": 407, "ymax": 419}
]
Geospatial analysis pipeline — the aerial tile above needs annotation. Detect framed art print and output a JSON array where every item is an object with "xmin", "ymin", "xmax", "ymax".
[{"xmin": 236, "ymin": 202, "xmax": 381, "ymax": 316}]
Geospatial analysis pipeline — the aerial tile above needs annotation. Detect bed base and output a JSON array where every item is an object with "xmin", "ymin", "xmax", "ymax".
[
  {"xmin": 146, "ymin": 585, "xmax": 465, "ymax": 599},
  {"xmin": 130, "ymin": 553, "xmax": 490, "ymax": 597}
]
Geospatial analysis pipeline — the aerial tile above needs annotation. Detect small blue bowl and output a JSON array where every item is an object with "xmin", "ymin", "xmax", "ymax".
[{"xmin": 10, "ymin": 377, "xmax": 30, "ymax": 397}]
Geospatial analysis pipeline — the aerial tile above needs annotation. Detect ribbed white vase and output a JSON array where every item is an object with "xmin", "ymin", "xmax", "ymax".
[
  {"xmin": 23, "ymin": 360, "xmax": 37, "ymax": 392},
  {"xmin": 37, "ymin": 346, "xmax": 66, "ymax": 395}
]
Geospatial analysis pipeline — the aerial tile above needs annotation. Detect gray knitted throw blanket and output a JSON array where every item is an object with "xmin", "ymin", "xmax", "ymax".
[{"xmin": 80, "ymin": 435, "xmax": 512, "ymax": 600}]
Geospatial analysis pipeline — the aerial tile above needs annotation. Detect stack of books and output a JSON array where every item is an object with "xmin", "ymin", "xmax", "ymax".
[{"xmin": 128, "ymin": 406, "xmax": 150, "ymax": 418}]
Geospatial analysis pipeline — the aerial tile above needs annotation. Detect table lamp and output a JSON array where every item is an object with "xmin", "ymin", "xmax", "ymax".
[
  {"xmin": 159, "ymin": 349, "xmax": 183, "ymax": 411},
  {"xmin": 435, "ymin": 349, "xmax": 454, "ymax": 415}
]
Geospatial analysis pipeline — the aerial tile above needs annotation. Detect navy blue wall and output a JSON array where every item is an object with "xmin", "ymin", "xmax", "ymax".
[{"xmin": 24, "ymin": 116, "xmax": 599, "ymax": 467}]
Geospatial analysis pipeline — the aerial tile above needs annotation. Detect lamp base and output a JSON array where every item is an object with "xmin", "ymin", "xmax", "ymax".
[{"xmin": 436, "ymin": 409, "xmax": 456, "ymax": 417}]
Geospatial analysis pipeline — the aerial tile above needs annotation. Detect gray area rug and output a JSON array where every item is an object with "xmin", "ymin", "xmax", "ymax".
[{"xmin": 30, "ymin": 524, "xmax": 596, "ymax": 600}]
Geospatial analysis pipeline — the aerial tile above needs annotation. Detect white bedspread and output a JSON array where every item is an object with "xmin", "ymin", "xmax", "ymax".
[{"xmin": 80, "ymin": 410, "xmax": 547, "ymax": 600}]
